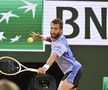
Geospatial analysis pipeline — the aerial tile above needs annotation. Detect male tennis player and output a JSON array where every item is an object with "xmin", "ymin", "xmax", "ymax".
[{"xmin": 30, "ymin": 18, "xmax": 82, "ymax": 90}]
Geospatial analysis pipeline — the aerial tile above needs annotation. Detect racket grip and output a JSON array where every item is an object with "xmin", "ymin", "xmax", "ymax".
[{"xmin": 27, "ymin": 68, "xmax": 38, "ymax": 72}]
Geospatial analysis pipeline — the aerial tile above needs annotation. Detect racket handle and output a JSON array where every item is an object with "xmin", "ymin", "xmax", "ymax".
[{"xmin": 27, "ymin": 68, "xmax": 38, "ymax": 72}]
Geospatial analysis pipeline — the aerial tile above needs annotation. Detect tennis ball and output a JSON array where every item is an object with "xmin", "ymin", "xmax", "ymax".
[{"xmin": 27, "ymin": 37, "xmax": 33, "ymax": 43}]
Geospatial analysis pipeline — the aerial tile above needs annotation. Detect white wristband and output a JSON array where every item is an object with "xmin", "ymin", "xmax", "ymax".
[
  {"xmin": 43, "ymin": 64, "xmax": 50, "ymax": 70},
  {"xmin": 42, "ymin": 36, "xmax": 47, "ymax": 40}
]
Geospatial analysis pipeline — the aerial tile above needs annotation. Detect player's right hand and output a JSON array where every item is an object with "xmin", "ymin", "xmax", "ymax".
[
  {"xmin": 37, "ymin": 67, "xmax": 47, "ymax": 74},
  {"xmin": 30, "ymin": 32, "xmax": 42, "ymax": 40}
]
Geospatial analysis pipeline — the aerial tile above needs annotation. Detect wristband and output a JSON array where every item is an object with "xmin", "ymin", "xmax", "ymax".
[
  {"xmin": 43, "ymin": 64, "xmax": 50, "ymax": 70},
  {"xmin": 42, "ymin": 36, "xmax": 47, "ymax": 40}
]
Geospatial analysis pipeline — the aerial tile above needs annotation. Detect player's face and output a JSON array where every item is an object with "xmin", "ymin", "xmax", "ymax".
[{"xmin": 50, "ymin": 23, "xmax": 62, "ymax": 39}]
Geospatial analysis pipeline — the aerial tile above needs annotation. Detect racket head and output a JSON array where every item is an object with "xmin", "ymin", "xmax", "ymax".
[{"xmin": 0, "ymin": 56, "xmax": 21, "ymax": 76}]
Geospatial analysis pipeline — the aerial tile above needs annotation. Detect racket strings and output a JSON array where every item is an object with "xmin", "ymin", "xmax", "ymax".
[{"xmin": 0, "ymin": 59, "xmax": 20, "ymax": 74}]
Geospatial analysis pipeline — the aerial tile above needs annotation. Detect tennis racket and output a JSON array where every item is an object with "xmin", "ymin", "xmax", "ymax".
[{"xmin": 0, "ymin": 56, "xmax": 38, "ymax": 76}]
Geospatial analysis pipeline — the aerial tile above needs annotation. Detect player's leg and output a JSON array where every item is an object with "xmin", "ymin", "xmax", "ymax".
[
  {"xmin": 57, "ymin": 80, "xmax": 76, "ymax": 90},
  {"xmin": 57, "ymin": 68, "xmax": 82, "ymax": 90}
]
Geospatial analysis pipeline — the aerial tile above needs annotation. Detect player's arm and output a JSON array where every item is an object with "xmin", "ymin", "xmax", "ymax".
[
  {"xmin": 30, "ymin": 32, "xmax": 51, "ymax": 42},
  {"xmin": 37, "ymin": 52, "xmax": 57, "ymax": 74}
]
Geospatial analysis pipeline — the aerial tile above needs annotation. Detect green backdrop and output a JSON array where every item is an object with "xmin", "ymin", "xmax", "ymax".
[{"xmin": 0, "ymin": 0, "xmax": 44, "ymax": 51}]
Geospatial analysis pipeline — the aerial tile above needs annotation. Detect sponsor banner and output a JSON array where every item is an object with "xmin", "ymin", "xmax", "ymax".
[
  {"xmin": 0, "ymin": 0, "xmax": 44, "ymax": 51},
  {"xmin": 0, "ymin": 0, "xmax": 108, "ymax": 52},
  {"xmin": 44, "ymin": 1, "xmax": 108, "ymax": 45}
]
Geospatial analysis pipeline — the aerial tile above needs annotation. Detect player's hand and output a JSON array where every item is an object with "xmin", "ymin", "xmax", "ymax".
[
  {"xmin": 37, "ymin": 67, "xmax": 47, "ymax": 74},
  {"xmin": 30, "ymin": 32, "xmax": 42, "ymax": 40}
]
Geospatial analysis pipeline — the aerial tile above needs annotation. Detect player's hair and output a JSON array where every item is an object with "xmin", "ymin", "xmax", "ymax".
[
  {"xmin": 51, "ymin": 18, "xmax": 63, "ymax": 30},
  {"xmin": 0, "ymin": 79, "xmax": 20, "ymax": 90}
]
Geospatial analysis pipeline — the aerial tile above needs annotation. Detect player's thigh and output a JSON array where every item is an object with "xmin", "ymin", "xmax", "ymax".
[
  {"xmin": 57, "ymin": 80, "xmax": 75, "ymax": 90},
  {"xmin": 58, "ymin": 68, "xmax": 82, "ymax": 90}
]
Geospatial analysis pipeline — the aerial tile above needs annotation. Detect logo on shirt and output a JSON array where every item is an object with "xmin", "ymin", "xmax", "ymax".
[{"xmin": 54, "ymin": 45, "xmax": 61, "ymax": 49}]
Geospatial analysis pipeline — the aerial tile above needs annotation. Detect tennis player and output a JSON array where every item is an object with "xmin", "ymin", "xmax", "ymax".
[{"xmin": 31, "ymin": 18, "xmax": 82, "ymax": 90}]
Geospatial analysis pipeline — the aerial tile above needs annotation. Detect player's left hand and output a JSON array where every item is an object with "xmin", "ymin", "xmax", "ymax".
[{"xmin": 30, "ymin": 32, "xmax": 42, "ymax": 40}]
